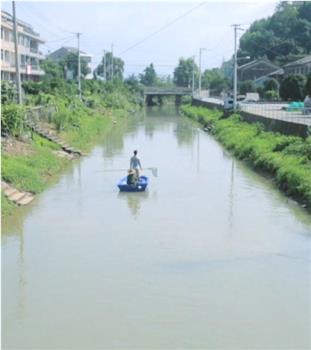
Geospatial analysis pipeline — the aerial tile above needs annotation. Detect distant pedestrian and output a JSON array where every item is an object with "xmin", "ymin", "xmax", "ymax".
[{"xmin": 130, "ymin": 150, "xmax": 142, "ymax": 178}]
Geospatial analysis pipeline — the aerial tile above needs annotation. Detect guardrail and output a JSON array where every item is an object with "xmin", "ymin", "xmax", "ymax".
[{"xmin": 144, "ymin": 87, "xmax": 192, "ymax": 95}]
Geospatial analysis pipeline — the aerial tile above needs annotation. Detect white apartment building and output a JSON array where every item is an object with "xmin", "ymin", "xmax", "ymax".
[
  {"xmin": 48, "ymin": 46, "xmax": 93, "ymax": 80},
  {"xmin": 1, "ymin": 10, "xmax": 45, "ymax": 82}
]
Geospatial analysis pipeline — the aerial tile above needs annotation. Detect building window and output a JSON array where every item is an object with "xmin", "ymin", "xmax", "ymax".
[
  {"xmin": 4, "ymin": 50, "xmax": 10, "ymax": 62},
  {"xmin": 1, "ymin": 49, "xmax": 3, "ymax": 61},
  {"xmin": 21, "ymin": 54, "xmax": 25, "ymax": 66},
  {"xmin": 4, "ymin": 28, "xmax": 10, "ymax": 41},
  {"xmin": 10, "ymin": 30, "xmax": 14, "ymax": 42},
  {"xmin": 1, "ymin": 27, "xmax": 4, "ymax": 40}
]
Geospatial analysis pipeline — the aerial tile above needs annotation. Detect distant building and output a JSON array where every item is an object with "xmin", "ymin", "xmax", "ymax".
[
  {"xmin": 238, "ymin": 59, "xmax": 281, "ymax": 82},
  {"xmin": 283, "ymin": 55, "xmax": 311, "ymax": 77},
  {"xmin": 1, "ymin": 10, "xmax": 45, "ymax": 81},
  {"xmin": 47, "ymin": 46, "xmax": 93, "ymax": 79}
]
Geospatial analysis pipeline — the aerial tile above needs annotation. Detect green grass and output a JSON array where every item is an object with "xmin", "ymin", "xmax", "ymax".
[
  {"xmin": 2, "ymin": 84, "xmax": 138, "ymax": 218},
  {"xmin": 2, "ymin": 134, "xmax": 66, "ymax": 194},
  {"xmin": 1, "ymin": 192, "xmax": 15, "ymax": 216},
  {"xmin": 59, "ymin": 111, "xmax": 113, "ymax": 152},
  {"xmin": 180, "ymin": 104, "xmax": 311, "ymax": 208}
]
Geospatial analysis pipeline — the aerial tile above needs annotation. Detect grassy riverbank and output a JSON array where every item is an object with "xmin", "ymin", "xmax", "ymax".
[
  {"xmin": 180, "ymin": 104, "xmax": 311, "ymax": 209},
  {"xmin": 1, "ymin": 82, "xmax": 138, "ymax": 217}
]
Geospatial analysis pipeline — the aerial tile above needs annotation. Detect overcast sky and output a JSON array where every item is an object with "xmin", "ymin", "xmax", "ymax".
[{"xmin": 2, "ymin": 1, "xmax": 278, "ymax": 77}]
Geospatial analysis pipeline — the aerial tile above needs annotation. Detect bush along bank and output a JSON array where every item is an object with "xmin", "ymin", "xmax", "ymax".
[
  {"xmin": 180, "ymin": 104, "xmax": 311, "ymax": 209},
  {"xmin": 1, "ymin": 81, "xmax": 139, "ymax": 217}
]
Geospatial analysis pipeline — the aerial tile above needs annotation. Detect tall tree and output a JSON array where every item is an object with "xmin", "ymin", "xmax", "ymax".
[
  {"xmin": 96, "ymin": 52, "xmax": 124, "ymax": 81},
  {"xmin": 202, "ymin": 68, "xmax": 230, "ymax": 95},
  {"xmin": 139, "ymin": 63, "xmax": 157, "ymax": 86},
  {"xmin": 279, "ymin": 74, "xmax": 306, "ymax": 100},
  {"xmin": 239, "ymin": 2, "xmax": 311, "ymax": 64},
  {"xmin": 60, "ymin": 52, "xmax": 91, "ymax": 79},
  {"xmin": 173, "ymin": 58, "xmax": 198, "ymax": 87}
]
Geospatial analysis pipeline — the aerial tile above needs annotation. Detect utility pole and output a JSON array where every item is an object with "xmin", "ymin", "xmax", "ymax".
[
  {"xmin": 103, "ymin": 50, "xmax": 106, "ymax": 81},
  {"xmin": 12, "ymin": 1, "xmax": 22, "ymax": 104},
  {"xmin": 111, "ymin": 43, "xmax": 114, "ymax": 82},
  {"xmin": 198, "ymin": 48, "xmax": 205, "ymax": 99},
  {"xmin": 192, "ymin": 56, "xmax": 195, "ymax": 97},
  {"xmin": 232, "ymin": 24, "xmax": 241, "ymax": 112},
  {"xmin": 76, "ymin": 32, "xmax": 82, "ymax": 99}
]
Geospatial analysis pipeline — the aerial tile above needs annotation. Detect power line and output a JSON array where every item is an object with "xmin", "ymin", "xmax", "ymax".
[
  {"xmin": 118, "ymin": 2, "xmax": 207, "ymax": 56},
  {"xmin": 16, "ymin": 2, "xmax": 66, "ymax": 40},
  {"xmin": 18, "ymin": 2, "xmax": 72, "ymax": 35}
]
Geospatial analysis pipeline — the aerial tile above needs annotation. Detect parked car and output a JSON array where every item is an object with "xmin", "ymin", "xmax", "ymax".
[{"xmin": 224, "ymin": 97, "xmax": 241, "ymax": 111}]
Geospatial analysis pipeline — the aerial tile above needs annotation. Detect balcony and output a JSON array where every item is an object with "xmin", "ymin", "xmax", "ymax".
[{"xmin": 30, "ymin": 47, "xmax": 38, "ymax": 54}]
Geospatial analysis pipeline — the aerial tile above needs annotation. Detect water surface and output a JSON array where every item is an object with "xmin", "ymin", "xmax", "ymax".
[{"xmin": 2, "ymin": 106, "xmax": 311, "ymax": 349}]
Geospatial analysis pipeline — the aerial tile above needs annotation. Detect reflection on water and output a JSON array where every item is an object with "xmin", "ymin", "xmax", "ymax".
[
  {"xmin": 2, "ymin": 105, "xmax": 311, "ymax": 350},
  {"xmin": 118, "ymin": 191, "xmax": 150, "ymax": 219}
]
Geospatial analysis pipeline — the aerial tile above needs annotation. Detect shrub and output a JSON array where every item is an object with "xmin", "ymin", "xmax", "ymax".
[
  {"xmin": 239, "ymin": 80, "xmax": 256, "ymax": 95},
  {"xmin": 280, "ymin": 74, "xmax": 306, "ymax": 101},
  {"xmin": 1, "ymin": 81, "xmax": 16, "ymax": 104},
  {"xmin": 265, "ymin": 90, "xmax": 279, "ymax": 101},
  {"xmin": 1, "ymin": 104, "xmax": 25, "ymax": 136},
  {"xmin": 305, "ymin": 73, "xmax": 311, "ymax": 96},
  {"xmin": 263, "ymin": 78, "xmax": 279, "ymax": 92}
]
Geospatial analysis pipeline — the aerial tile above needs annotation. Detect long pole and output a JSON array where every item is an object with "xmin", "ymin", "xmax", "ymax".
[
  {"xmin": 233, "ymin": 24, "xmax": 240, "ymax": 113},
  {"xmin": 12, "ymin": 1, "xmax": 22, "ymax": 104},
  {"xmin": 192, "ymin": 56, "xmax": 195, "ymax": 96},
  {"xmin": 198, "ymin": 48, "xmax": 205, "ymax": 99},
  {"xmin": 77, "ymin": 32, "xmax": 81, "ymax": 99},
  {"xmin": 111, "ymin": 43, "xmax": 114, "ymax": 82},
  {"xmin": 103, "ymin": 50, "xmax": 106, "ymax": 81}
]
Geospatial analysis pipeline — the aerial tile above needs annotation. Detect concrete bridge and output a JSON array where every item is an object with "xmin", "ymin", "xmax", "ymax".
[{"xmin": 143, "ymin": 87, "xmax": 192, "ymax": 105}]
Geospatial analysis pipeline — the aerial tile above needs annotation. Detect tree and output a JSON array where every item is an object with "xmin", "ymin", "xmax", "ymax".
[
  {"xmin": 41, "ymin": 59, "xmax": 64, "ymax": 80},
  {"xmin": 25, "ymin": 59, "xmax": 70, "ymax": 95},
  {"xmin": 139, "ymin": 63, "xmax": 157, "ymax": 86},
  {"xmin": 279, "ymin": 74, "xmax": 306, "ymax": 100},
  {"xmin": 263, "ymin": 78, "xmax": 279, "ymax": 92},
  {"xmin": 60, "ymin": 53, "xmax": 91, "ymax": 79},
  {"xmin": 95, "ymin": 52, "xmax": 124, "ymax": 81},
  {"xmin": 238, "ymin": 2, "xmax": 311, "ymax": 64},
  {"xmin": 124, "ymin": 74, "xmax": 141, "ymax": 92},
  {"xmin": 173, "ymin": 58, "xmax": 198, "ymax": 87},
  {"xmin": 202, "ymin": 68, "xmax": 230, "ymax": 95},
  {"xmin": 238, "ymin": 80, "xmax": 256, "ymax": 95},
  {"xmin": 304, "ymin": 73, "xmax": 311, "ymax": 96}
]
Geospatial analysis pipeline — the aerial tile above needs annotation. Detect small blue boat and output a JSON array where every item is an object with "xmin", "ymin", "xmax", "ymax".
[{"xmin": 117, "ymin": 176, "xmax": 149, "ymax": 192}]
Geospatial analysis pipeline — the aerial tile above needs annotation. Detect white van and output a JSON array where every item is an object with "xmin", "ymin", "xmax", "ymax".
[{"xmin": 245, "ymin": 92, "xmax": 260, "ymax": 102}]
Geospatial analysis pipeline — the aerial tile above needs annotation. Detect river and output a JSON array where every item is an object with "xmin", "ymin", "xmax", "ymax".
[{"xmin": 2, "ymin": 106, "xmax": 311, "ymax": 349}]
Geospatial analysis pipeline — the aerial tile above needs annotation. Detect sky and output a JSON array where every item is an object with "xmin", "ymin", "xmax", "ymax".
[{"xmin": 1, "ymin": 1, "xmax": 279, "ymax": 77}]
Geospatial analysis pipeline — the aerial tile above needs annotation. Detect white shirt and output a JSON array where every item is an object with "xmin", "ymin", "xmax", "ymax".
[{"xmin": 130, "ymin": 155, "xmax": 142, "ymax": 169}]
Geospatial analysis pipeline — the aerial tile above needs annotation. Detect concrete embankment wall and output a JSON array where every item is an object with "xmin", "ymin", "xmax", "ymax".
[{"xmin": 192, "ymin": 98, "xmax": 309, "ymax": 138}]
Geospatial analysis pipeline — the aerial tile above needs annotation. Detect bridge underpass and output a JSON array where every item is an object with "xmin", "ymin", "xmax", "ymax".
[{"xmin": 143, "ymin": 87, "xmax": 192, "ymax": 105}]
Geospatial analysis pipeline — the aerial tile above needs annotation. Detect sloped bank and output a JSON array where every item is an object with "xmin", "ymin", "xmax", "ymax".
[
  {"xmin": 180, "ymin": 104, "xmax": 311, "ymax": 210},
  {"xmin": 2, "ymin": 94, "xmax": 136, "ymax": 217}
]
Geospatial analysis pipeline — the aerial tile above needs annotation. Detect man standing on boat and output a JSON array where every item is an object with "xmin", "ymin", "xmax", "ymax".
[{"xmin": 130, "ymin": 150, "xmax": 142, "ymax": 178}]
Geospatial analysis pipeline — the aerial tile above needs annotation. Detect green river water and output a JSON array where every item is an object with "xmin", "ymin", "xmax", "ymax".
[{"xmin": 2, "ymin": 106, "xmax": 311, "ymax": 349}]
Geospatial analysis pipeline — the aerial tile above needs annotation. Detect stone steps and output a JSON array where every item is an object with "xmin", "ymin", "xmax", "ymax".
[
  {"xmin": 2, "ymin": 181, "xmax": 35, "ymax": 206},
  {"xmin": 26, "ymin": 122, "xmax": 83, "ymax": 156}
]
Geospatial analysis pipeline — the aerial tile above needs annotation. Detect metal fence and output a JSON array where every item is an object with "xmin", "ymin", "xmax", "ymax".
[
  {"xmin": 25, "ymin": 105, "xmax": 57, "ymax": 124},
  {"xmin": 198, "ymin": 97, "xmax": 311, "ymax": 127}
]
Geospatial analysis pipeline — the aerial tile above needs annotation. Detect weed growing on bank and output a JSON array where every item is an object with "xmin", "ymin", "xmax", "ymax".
[
  {"xmin": 2, "ymin": 134, "xmax": 66, "ymax": 193},
  {"xmin": 1, "ymin": 80, "xmax": 139, "ymax": 217},
  {"xmin": 2, "ymin": 193, "xmax": 15, "ymax": 216},
  {"xmin": 180, "ymin": 104, "xmax": 311, "ymax": 208}
]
